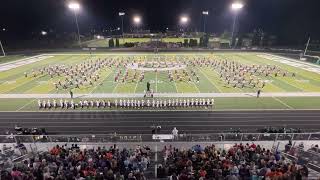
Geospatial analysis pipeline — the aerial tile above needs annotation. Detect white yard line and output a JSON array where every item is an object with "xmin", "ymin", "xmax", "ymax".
[
  {"xmin": 134, "ymin": 81, "xmax": 139, "ymax": 93},
  {"xmin": 112, "ymin": 82, "xmax": 120, "ymax": 94},
  {"xmin": 173, "ymin": 81, "xmax": 179, "ymax": 93},
  {"xmin": 155, "ymin": 71, "xmax": 158, "ymax": 92},
  {"xmin": 259, "ymin": 53, "xmax": 320, "ymax": 74},
  {"xmin": 197, "ymin": 67, "xmax": 222, "ymax": 93},
  {"xmin": 272, "ymin": 97, "xmax": 294, "ymax": 109},
  {"xmin": 191, "ymin": 80, "xmax": 201, "ymax": 93},
  {"xmin": 89, "ymin": 70, "xmax": 113, "ymax": 94},
  {"xmin": 16, "ymin": 99, "xmax": 36, "ymax": 111},
  {"xmin": 0, "ymin": 55, "xmax": 54, "ymax": 72}
]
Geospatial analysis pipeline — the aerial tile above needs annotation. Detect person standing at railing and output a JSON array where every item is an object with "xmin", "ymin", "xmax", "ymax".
[{"xmin": 172, "ymin": 127, "xmax": 178, "ymax": 139}]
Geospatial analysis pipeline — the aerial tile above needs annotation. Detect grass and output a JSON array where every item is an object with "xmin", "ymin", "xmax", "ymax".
[
  {"xmin": 1, "ymin": 52, "xmax": 320, "ymax": 110},
  {"xmin": 2, "ymin": 97, "xmax": 320, "ymax": 111},
  {"xmin": 0, "ymin": 55, "xmax": 30, "ymax": 64},
  {"xmin": 1, "ymin": 52, "xmax": 320, "ymax": 94}
]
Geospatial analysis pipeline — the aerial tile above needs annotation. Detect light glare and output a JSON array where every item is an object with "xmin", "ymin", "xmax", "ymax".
[
  {"xmin": 180, "ymin": 16, "xmax": 189, "ymax": 24},
  {"xmin": 231, "ymin": 2, "xmax": 244, "ymax": 10},
  {"xmin": 133, "ymin": 16, "xmax": 141, "ymax": 24},
  {"xmin": 68, "ymin": 2, "xmax": 80, "ymax": 10},
  {"xmin": 202, "ymin": 11, "xmax": 209, "ymax": 15}
]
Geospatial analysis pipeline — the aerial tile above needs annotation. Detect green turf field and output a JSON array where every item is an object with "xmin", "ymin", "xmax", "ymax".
[
  {"xmin": 1, "ymin": 52, "xmax": 320, "ymax": 94},
  {"xmin": 1, "ymin": 52, "xmax": 320, "ymax": 111},
  {"xmin": 0, "ymin": 55, "xmax": 30, "ymax": 64}
]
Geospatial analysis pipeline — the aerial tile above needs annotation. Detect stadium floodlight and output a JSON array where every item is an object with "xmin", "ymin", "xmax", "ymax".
[
  {"xmin": 230, "ymin": 2, "xmax": 244, "ymax": 48},
  {"xmin": 133, "ymin": 16, "xmax": 142, "ymax": 33},
  {"xmin": 41, "ymin": 31, "xmax": 47, "ymax": 36},
  {"xmin": 133, "ymin": 16, "xmax": 141, "ymax": 25},
  {"xmin": 202, "ymin": 11, "xmax": 209, "ymax": 15},
  {"xmin": 180, "ymin": 16, "xmax": 189, "ymax": 25},
  {"xmin": 68, "ymin": 2, "xmax": 81, "ymax": 47},
  {"xmin": 202, "ymin": 11, "xmax": 209, "ymax": 33},
  {"xmin": 231, "ymin": 2, "xmax": 244, "ymax": 11},
  {"xmin": 68, "ymin": 2, "xmax": 80, "ymax": 11}
]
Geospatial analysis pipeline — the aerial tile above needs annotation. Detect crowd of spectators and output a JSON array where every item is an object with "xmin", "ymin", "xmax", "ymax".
[
  {"xmin": 157, "ymin": 144, "xmax": 310, "ymax": 180},
  {"xmin": 1, "ymin": 144, "xmax": 151, "ymax": 180}
]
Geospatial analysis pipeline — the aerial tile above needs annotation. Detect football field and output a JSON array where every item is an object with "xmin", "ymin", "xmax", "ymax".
[{"xmin": 1, "ymin": 52, "xmax": 320, "ymax": 111}]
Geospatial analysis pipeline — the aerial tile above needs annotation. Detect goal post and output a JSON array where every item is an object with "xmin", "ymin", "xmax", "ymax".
[{"xmin": 0, "ymin": 40, "xmax": 5, "ymax": 57}]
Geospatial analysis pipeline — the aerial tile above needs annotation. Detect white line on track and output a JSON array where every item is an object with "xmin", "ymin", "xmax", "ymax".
[
  {"xmin": 1, "ymin": 119, "xmax": 319, "ymax": 123},
  {"xmin": 1, "ymin": 115, "xmax": 319, "ymax": 119},
  {"xmin": 4, "ymin": 124, "xmax": 319, "ymax": 128}
]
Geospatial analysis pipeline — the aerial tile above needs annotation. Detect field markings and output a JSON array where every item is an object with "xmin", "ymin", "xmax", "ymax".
[
  {"xmin": 197, "ymin": 67, "xmax": 222, "ymax": 93},
  {"xmin": 155, "ymin": 71, "xmax": 158, "ymax": 92},
  {"xmin": 237, "ymin": 54, "xmax": 307, "ymax": 92},
  {"xmin": 190, "ymin": 80, "xmax": 201, "ymax": 93},
  {"xmin": 112, "ymin": 81, "xmax": 120, "ymax": 94},
  {"xmin": 272, "ymin": 97, "xmax": 294, "ymax": 109},
  {"xmin": 134, "ymin": 80, "xmax": 139, "ymax": 93},
  {"xmin": 16, "ymin": 99, "xmax": 35, "ymax": 111},
  {"xmin": 173, "ymin": 81, "xmax": 179, "ymax": 93},
  {"xmin": 88, "ymin": 69, "xmax": 113, "ymax": 94}
]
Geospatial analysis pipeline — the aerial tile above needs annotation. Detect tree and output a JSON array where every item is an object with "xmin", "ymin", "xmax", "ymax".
[
  {"xmin": 189, "ymin": 39, "xmax": 198, "ymax": 47},
  {"xmin": 109, "ymin": 39, "xmax": 114, "ymax": 48},
  {"xmin": 115, "ymin": 38, "xmax": 120, "ymax": 47},
  {"xmin": 183, "ymin": 39, "xmax": 189, "ymax": 47}
]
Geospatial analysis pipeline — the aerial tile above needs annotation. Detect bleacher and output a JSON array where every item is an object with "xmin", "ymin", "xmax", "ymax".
[{"xmin": 1, "ymin": 141, "xmax": 320, "ymax": 179}]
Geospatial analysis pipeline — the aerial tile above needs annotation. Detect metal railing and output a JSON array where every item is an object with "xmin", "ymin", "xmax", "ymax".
[{"xmin": 1, "ymin": 132, "xmax": 320, "ymax": 144}]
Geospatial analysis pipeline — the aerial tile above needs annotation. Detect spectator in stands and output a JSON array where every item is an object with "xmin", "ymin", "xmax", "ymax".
[
  {"xmin": 172, "ymin": 127, "xmax": 178, "ymax": 139},
  {"xmin": 161, "ymin": 143, "xmax": 310, "ymax": 179},
  {"xmin": 5, "ymin": 144, "xmax": 151, "ymax": 180}
]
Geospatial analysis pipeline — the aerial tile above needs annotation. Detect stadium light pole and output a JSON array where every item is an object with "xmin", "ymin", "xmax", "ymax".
[
  {"xmin": 180, "ymin": 16, "xmax": 189, "ymax": 33},
  {"xmin": 119, "ymin": 12, "xmax": 125, "ymax": 37},
  {"xmin": 133, "ymin": 15, "xmax": 141, "ymax": 33},
  {"xmin": 202, "ymin": 11, "xmax": 209, "ymax": 33},
  {"xmin": 230, "ymin": 2, "xmax": 244, "ymax": 48},
  {"xmin": 68, "ymin": 2, "xmax": 81, "ymax": 47}
]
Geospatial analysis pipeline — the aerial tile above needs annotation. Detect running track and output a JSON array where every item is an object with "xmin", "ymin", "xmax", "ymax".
[{"xmin": 0, "ymin": 110, "xmax": 319, "ymax": 134}]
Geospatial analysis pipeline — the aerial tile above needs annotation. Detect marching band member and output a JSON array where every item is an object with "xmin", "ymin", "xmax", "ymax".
[
  {"xmin": 60, "ymin": 99, "xmax": 64, "ymax": 108},
  {"xmin": 96, "ymin": 100, "xmax": 100, "ymax": 108},
  {"xmin": 38, "ymin": 100, "xmax": 42, "ymax": 109},
  {"xmin": 47, "ymin": 99, "xmax": 51, "ymax": 109},
  {"xmin": 42, "ymin": 100, "xmax": 46, "ymax": 109},
  {"xmin": 79, "ymin": 100, "xmax": 83, "ymax": 108},
  {"xmin": 115, "ymin": 99, "xmax": 118, "ymax": 108},
  {"xmin": 53, "ymin": 99, "xmax": 57, "ymax": 108},
  {"xmin": 107, "ymin": 100, "xmax": 111, "ymax": 108}
]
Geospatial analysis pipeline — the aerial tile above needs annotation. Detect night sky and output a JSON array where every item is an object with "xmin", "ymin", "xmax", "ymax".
[{"xmin": 0, "ymin": 0, "xmax": 319, "ymax": 45}]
